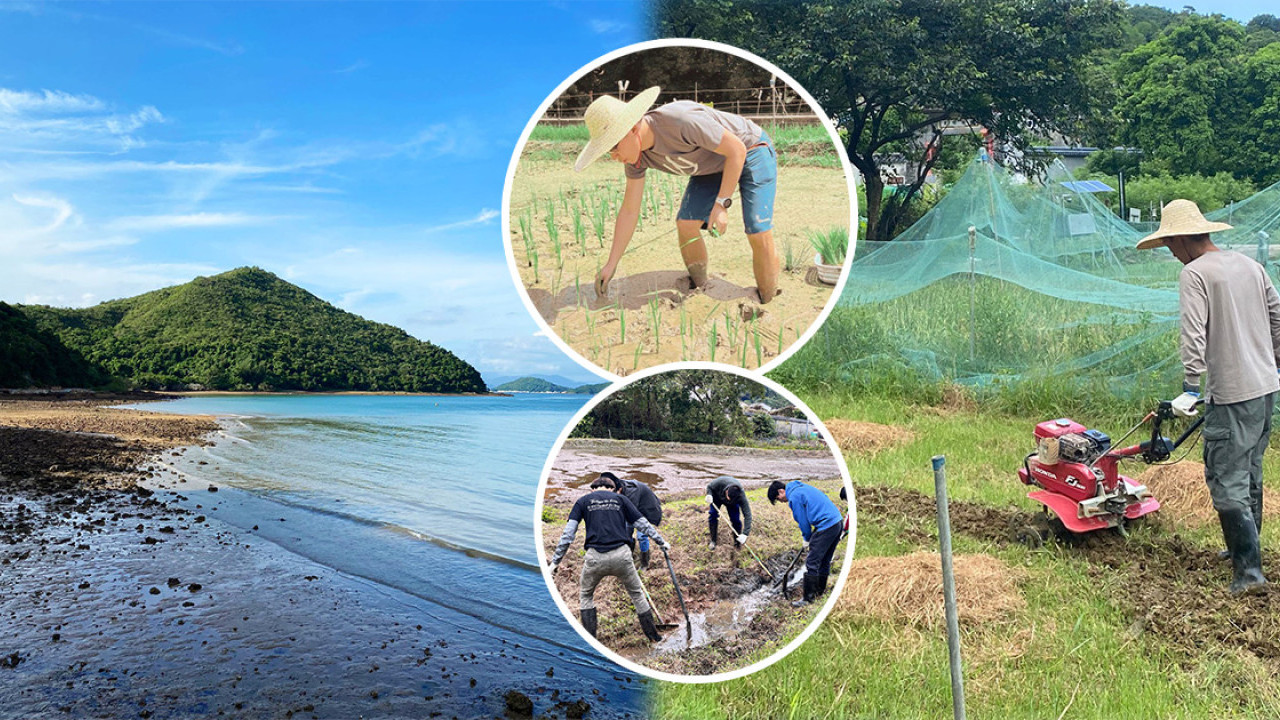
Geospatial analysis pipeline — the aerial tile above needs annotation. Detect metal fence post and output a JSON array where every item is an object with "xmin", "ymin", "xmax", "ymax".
[{"xmin": 932, "ymin": 455, "xmax": 966, "ymax": 720}]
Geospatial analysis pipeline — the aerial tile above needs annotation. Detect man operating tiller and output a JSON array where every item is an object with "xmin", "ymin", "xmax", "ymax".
[{"xmin": 1137, "ymin": 199, "xmax": 1280, "ymax": 596}]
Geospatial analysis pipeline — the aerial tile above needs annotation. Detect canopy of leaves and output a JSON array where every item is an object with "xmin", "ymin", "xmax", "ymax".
[
  {"xmin": 573, "ymin": 369, "xmax": 768, "ymax": 444},
  {"xmin": 653, "ymin": 0, "xmax": 1121, "ymax": 241},
  {"xmin": 19, "ymin": 267, "xmax": 487, "ymax": 393},
  {"xmin": 0, "ymin": 302, "xmax": 115, "ymax": 389}
]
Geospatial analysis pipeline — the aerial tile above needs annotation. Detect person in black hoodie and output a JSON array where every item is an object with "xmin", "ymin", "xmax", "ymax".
[
  {"xmin": 549, "ymin": 477, "xmax": 670, "ymax": 641},
  {"xmin": 601, "ymin": 471, "xmax": 663, "ymax": 570}
]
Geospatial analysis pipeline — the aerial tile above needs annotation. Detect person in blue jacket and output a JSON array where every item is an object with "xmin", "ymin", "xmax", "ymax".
[{"xmin": 768, "ymin": 479, "xmax": 843, "ymax": 606}]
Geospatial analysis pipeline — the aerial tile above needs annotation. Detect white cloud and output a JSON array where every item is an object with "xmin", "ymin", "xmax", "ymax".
[
  {"xmin": 11, "ymin": 192, "xmax": 74, "ymax": 233},
  {"xmin": 588, "ymin": 18, "xmax": 626, "ymax": 34},
  {"xmin": 422, "ymin": 208, "xmax": 499, "ymax": 235},
  {"xmin": 107, "ymin": 212, "xmax": 276, "ymax": 232},
  {"xmin": 0, "ymin": 89, "xmax": 106, "ymax": 114}
]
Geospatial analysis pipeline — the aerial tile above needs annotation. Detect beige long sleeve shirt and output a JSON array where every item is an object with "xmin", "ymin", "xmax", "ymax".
[{"xmin": 1179, "ymin": 250, "xmax": 1280, "ymax": 404}]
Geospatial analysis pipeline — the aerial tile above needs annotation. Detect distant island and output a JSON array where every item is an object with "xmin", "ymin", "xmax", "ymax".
[
  {"xmin": 7, "ymin": 267, "xmax": 487, "ymax": 394},
  {"xmin": 493, "ymin": 377, "xmax": 609, "ymax": 394}
]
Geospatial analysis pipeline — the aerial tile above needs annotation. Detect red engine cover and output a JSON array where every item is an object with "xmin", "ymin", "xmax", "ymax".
[
  {"xmin": 1035, "ymin": 418, "xmax": 1087, "ymax": 441},
  {"xmin": 1023, "ymin": 459, "xmax": 1099, "ymax": 502}
]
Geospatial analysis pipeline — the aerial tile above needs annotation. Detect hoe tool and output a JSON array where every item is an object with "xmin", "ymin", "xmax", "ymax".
[
  {"xmin": 1016, "ymin": 397, "xmax": 1204, "ymax": 543},
  {"xmin": 777, "ymin": 545, "xmax": 806, "ymax": 599},
  {"xmin": 637, "ymin": 575, "xmax": 679, "ymax": 632},
  {"xmin": 659, "ymin": 545, "xmax": 692, "ymax": 642}
]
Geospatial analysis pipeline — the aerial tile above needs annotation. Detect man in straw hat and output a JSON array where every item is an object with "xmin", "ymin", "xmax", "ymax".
[
  {"xmin": 1137, "ymin": 199, "xmax": 1280, "ymax": 595},
  {"xmin": 575, "ymin": 86, "xmax": 781, "ymax": 303}
]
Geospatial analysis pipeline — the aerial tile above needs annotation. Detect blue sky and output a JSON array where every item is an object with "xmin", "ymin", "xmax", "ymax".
[
  {"xmin": 0, "ymin": 2, "xmax": 641, "ymax": 385},
  {"xmin": 1146, "ymin": 1, "xmax": 1274, "ymax": 22}
]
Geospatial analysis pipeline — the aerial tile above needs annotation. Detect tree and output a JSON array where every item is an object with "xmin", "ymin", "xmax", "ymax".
[
  {"xmin": 1115, "ymin": 16, "xmax": 1280, "ymax": 186},
  {"xmin": 653, "ymin": 0, "xmax": 1121, "ymax": 241}
]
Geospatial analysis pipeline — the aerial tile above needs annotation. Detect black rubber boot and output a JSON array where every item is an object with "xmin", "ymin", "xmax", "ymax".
[
  {"xmin": 639, "ymin": 550, "xmax": 650, "ymax": 570},
  {"xmin": 791, "ymin": 575, "xmax": 817, "ymax": 607},
  {"xmin": 708, "ymin": 515, "xmax": 718, "ymax": 549},
  {"xmin": 638, "ymin": 610, "xmax": 663, "ymax": 642},
  {"xmin": 580, "ymin": 608, "xmax": 598, "ymax": 637},
  {"xmin": 1220, "ymin": 507, "xmax": 1268, "ymax": 596},
  {"xmin": 815, "ymin": 572, "xmax": 829, "ymax": 597}
]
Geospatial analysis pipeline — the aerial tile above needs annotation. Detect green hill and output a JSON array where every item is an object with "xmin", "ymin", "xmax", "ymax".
[
  {"xmin": 0, "ymin": 302, "xmax": 115, "ymax": 389},
  {"xmin": 494, "ymin": 376, "xmax": 569, "ymax": 393},
  {"xmin": 570, "ymin": 382, "xmax": 610, "ymax": 394},
  {"xmin": 18, "ymin": 267, "xmax": 487, "ymax": 393}
]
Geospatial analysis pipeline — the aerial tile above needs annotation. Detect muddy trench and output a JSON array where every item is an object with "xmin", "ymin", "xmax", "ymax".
[{"xmin": 858, "ymin": 484, "xmax": 1280, "ymax": 667}]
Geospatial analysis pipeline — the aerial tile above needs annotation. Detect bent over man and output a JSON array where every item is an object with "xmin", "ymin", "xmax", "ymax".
[
  {"xmin": 1137, "ymin": 199, "xmax": 1280, "ymax": 595},
  {"xmin": 706, "ymin": 475, "xmax": 752, "ymax": 549},
  {"xmin": 601, "ymin": 471, "xmax": 663, "ymax": 570},
  {"xmin": 550, "ymin": 477, "xmax": 670, "ymax": 640},
  {"xmin": 769, "ymin": 479, "xmax": 843, "ymax": 606}
]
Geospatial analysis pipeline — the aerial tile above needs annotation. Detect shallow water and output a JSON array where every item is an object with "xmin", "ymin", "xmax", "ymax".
[{"xmin": 78, "ymin": 393, "xmax": 648, "ymax": 716}]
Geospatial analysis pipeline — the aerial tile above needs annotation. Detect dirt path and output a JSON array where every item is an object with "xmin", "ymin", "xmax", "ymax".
[
  {"xmin": 547, "ymin": 439, "xmax": 840, "ymax": 501},
  {"xmin": 510, "ymin": 154, "xmax": 850, "ymax": 374}
]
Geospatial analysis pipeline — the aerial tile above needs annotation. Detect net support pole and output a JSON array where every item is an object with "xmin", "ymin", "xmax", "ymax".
[
  {"xmin": 968, "ymin": 226, "xmax": 977, "ymax": 362},
  {"xmin": 932, "ymin": 455, "xmax": 967, "ymax": 720}
]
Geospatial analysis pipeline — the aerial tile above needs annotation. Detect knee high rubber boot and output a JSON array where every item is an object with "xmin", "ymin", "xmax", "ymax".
[
  {"xmin": 1220, "ymin": 508, "xmax": 1268, "ymax": 595},
  {"xmin": 792, "ymin": 575, "xmax": 817, "ymax": 607},
  {"xmin": 639, "ymin": 550, "xmax": 650, "ymax": 570},
  {"xmin": 816, "ymin": 572, "xmax": 829, "ymax": 597},
  {"xmin": 638, "ymin": 610, "xmax": 663, "ymax": 642},
  {"xmin": 580, "ymin": 608, "xmax": 598, "ymax": 637},
  {"xmin": 708, "ymin": 514, "xmax": 718, "ymax": 549}
]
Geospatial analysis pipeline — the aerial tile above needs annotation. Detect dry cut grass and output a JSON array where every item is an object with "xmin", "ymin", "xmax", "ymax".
[
  {"xmin": 832, "ymin": 551, "xmax": 1026, "ymax": 628},
  {"xmin": 1135, "ymin": 461, "xmax": 1280, "ymax": 528},
  {"xmin": 823, "ymin": 419, "xmax": 916, "ymax": 455}
]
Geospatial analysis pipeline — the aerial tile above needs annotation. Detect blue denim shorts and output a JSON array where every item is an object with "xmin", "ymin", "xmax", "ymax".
[{"xmin": 676, "ymin": 130, "xmax": 777, "ymax": 234}]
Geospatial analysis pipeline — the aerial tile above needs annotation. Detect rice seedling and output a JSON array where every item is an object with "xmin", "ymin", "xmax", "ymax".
[
  {"xmin": 707, "ymin": 321, "xmax": 718, "ymax": 363},
  {"xmin": 546, "ymin": 211, "xmax": 562, "ymax": 268},
  {"xmin": 618, "ymin": 301, "xmax": 626, "ymax": 344},
  {"xmin": 633, "ymin": 343, "xmax": 641, "ymax": 370},
  {"xmin": 592, "ymin": 200, "xmax": 607, "ymax": 247},
  {"xmin": 530, "ymin": 245, "xmax": 540, "ymax": 284},
  {"xmin": 782, "ymin": 237, "xmax": 798, "ymax": 272},
  {"xmin": 518, "ymin": 209, "xmax": 534, "ymax": 264},
  {"xmin": 647, "ymin": 296, "xmax": 662, "ymax": 351},
  {"xmin": 573, "ymin": 213, "xmax": 586, "ymax": 255},
  {"xmin": 753, "ymin": 318, "xmax": 763, "ymax": 366},
  {"xmin": 808, "ymin": 226, "xmax": 849, "ymax": 266}
]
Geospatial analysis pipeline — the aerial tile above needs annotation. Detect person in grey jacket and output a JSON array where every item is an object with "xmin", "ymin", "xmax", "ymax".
[
  {"xmin": 705, "ymin": 475, "xmax": 752, "ymax": 550},
  {"xmin": 600, "ymin": 472, "xmax": 663, "ymax": 570},
  {"xmin": 549, "ymin": 477, "xmax": 670, "ymax": 641},
  {"xmin": 1138, "ymin": 199, "xmax": 1280, "ymax": 595}
]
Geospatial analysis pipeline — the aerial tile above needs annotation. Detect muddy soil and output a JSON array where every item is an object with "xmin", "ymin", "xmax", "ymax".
[
  {"xmin": 858, "ymin": 483, "xmax": 1280, "ymax": 670},
  {"xmin": 548, "ymin": 439, "xmax": 840, "ymax": 499},
  {"xmin": 542, "ymin": 474, "xmax": 848, "ymax": 676},
  {"xmin": 509, "ymin": 150, "xmax": 851, "ymax": 374}
]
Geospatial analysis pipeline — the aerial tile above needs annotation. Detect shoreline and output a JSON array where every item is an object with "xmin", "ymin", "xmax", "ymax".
[{"xmin": 0, "ymin": 395, "xmax": 639, "ymax": 718}]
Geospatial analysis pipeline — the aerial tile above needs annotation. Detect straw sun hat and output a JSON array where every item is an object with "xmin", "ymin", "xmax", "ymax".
[
  {"xmin": 572, "ymin": 86, "xmax": 661, "ymax": 172},
  {"xmin": 1135, "ymin": 199, "xmax": 1234, "ymax": 250}
]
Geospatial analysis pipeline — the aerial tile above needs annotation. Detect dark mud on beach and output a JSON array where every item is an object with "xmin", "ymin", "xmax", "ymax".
[
  {"xmin": 858, "ymin": 484, "xmax": 1280, "ymax": 672},
  {"xmin": 0, "ymin": 397, "xmax": 640, "ymax": 719}
]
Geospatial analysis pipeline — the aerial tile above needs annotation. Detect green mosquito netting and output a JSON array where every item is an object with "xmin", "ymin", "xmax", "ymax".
[{"xmin": 806, "ymin": 154, "xmax": 1280, "ymax": 402}]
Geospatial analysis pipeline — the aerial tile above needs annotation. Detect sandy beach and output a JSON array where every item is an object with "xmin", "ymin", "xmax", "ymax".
[{"xmin": 0, "ymin": 394, "xmax": 638, "ymax": 718}]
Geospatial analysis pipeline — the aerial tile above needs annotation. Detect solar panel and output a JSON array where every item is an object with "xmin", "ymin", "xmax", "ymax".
[{"xmin": 1059, "ymin": 180, "xmax": 1114, "ymax": 193}]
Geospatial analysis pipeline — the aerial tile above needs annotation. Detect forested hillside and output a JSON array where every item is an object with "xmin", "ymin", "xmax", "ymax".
[{"xmin": 18, "ymin": 267, "xmax": 487, "ymax": 393}]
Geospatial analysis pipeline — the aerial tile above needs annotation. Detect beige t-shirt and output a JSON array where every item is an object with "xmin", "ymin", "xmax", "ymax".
[
  {"xmin": 624, "ymin": 101, "xmax": 763, "ymax": 179},
  {"xmin": 1180, "ymin": 250, "xmax": 1280, "ymax": 403}
]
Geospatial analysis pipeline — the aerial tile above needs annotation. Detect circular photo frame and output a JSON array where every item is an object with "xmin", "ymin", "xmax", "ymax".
[
  {"xmin": 533, "ymin": 362, "xmax": 857, "ymax": 682},
  {"xmin": 502, "ymin": 39, "xmax": 859, "ymax": 380}
]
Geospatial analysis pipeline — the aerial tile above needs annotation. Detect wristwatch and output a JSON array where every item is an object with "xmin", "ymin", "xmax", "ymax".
[{"xmin": 715, "ymin": 196, "xmax": 733, "ymax": 209}]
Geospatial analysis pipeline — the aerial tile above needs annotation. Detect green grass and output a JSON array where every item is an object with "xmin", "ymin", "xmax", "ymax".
[{"xmin": 652, "ymin": 391, "xmax": 1280, "ymax": 719}]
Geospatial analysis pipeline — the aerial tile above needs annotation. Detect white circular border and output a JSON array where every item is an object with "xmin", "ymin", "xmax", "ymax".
[
  {"xmin": 501, "ymin": 38, "xmax": 861, "ymax": 382},
  {"xmin": 532, "ymin": 361, "xmax": 858, "ymax": 684}
]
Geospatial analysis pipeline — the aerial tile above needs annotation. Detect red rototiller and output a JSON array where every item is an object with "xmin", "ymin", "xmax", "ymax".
[{"xmin": 1015, "ymin": 398, "xmax": 1204, "ymax": 544}]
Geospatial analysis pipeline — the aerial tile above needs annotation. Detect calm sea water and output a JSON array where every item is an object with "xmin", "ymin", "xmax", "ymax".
[{"xmin": 125, "ymin": 393, "xmax": 642, "ymax": 714}]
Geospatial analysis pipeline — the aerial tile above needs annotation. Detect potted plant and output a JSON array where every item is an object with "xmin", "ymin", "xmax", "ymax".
[{"xmin": 808, "ymin": 227, "xmax": 849, "ymax": 285}]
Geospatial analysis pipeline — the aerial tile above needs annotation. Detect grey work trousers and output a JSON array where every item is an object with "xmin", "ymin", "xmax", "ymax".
[
  {"xmin": 579, "ymin": 545, "xmax": 650, "ymax": 614},
  {"xmin": 1203, "ymin": 392, "xmax": 1275, "ymax": 519}
]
